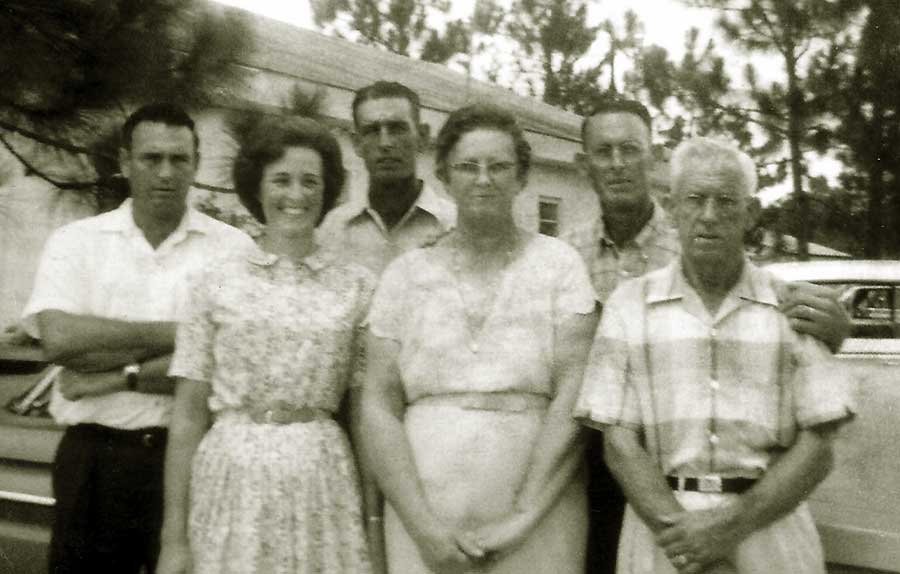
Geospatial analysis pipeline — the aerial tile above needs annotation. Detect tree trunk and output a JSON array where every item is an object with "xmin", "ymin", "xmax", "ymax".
[{"xmin": 785, "ymin": 51, "xmax": 809, "ymax": 260}]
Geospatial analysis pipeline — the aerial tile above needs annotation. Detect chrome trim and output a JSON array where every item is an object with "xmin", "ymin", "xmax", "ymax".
[{"xmin": 0, "ymin": 490, "xmax": 55, "ymax": 507}]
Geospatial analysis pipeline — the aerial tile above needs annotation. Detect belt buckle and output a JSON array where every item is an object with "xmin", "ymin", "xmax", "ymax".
[{"xmin": 698, "ymin": 475, "xmax": 723, "ymax": 493}]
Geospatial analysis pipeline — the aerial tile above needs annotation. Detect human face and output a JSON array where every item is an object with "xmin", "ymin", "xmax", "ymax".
[
  {"xmin": 353, "ymin": 97, "xmax": 421, "ymax": 184},
  {"xmin": 443, "ymin": 128, "xmax": 522, "ymax": 222},
  {"xmin": 260, "ymin": 146, "xmax": 325, "ymax": 235},
  {"xmin": 580, "ymin": 112, "xmax": 653, "ymax": 210},
  {"xmin": 672, "ymin": 165, "xmax": 751, "ymax": 269},
  {"xmin": 120, "ymin": 122, "xmax": 197, "ymax": 222}
]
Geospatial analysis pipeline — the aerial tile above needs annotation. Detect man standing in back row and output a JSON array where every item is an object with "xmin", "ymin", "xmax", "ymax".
[
  {"xmin": 22, "ymin": 103, "xmax": 252, "ymax": 574},
  {"xmin": 565, "ymin": 99, "xmax": 849, "ymax": 574},
  {"xmin": 318, "ymin": 81, "xmax": 456, "ymax": 274}
]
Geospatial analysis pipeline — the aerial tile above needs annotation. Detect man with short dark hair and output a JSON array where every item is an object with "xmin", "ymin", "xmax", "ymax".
[
  {"xmin": 575, "ymin": 137, "xmax": 853, "ymax": 574},
  {"xmin": 318, "ymin": 80, "xmax": 456, "ymax": 273},
  {"xmin": 566, "ymin": 100, "xmax": 849, "ymax": 574},
  {"xmin": 22, "ymin": 102, "xmax": 252, "ymax": 574}
]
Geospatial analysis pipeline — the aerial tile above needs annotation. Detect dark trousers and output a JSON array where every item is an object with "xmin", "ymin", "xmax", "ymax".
[
  {"xmin": 585, "ymin": 428, "xmax": 626, "ymax": 574},
  {"xmin": 49, "ymin": 424, "xmax": 167, "ymax": 574}
]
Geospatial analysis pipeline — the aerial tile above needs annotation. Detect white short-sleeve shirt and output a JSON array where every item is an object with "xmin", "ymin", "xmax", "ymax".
[{"xmin": 22, "ymin": 199, "xmax": 254, "ymax": 429}]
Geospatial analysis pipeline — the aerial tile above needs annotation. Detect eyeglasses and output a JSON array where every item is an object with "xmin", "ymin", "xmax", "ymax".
[{"xmin": 449, "ymin": 160, "xmax": 517, "ymax": 180}]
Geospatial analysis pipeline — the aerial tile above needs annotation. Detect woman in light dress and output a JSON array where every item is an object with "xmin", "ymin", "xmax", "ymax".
[
  {"xmin": 157, "ymin": 116, "xmax": 373, "ymax": 574},
  {"xmin": 361, "ymin": 104, "xmax": 597, "ymax": 574}
]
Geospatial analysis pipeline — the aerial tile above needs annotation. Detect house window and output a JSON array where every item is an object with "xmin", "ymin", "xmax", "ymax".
[{"xmin": 538, "ymin": 196, "xmax": 560, "ymax": 237}]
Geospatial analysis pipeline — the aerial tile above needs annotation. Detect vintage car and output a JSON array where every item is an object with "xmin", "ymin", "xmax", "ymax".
[
  {"xmin": 767, "ymin": 260, "xmax": 900, "ymax": 573},
  {"xmin": 0, "ymin": 342, "xmax": 58, "ymax": 574}
]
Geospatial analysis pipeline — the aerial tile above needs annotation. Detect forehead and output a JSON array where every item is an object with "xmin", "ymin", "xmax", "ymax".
[
  {"xmin": 266, "ymin": 146, "xmax": 323, "ymax": 173},
  {"xmin": 674, "ymin": 164, "xmax": 748, "ymax": 197},
  {"xmin": 449, "ymin": 128, "xmax": 516, "ymax": 159},
  {"xmin": 583, "ymin": 112, "xmax": 650, "ymax": 146},
  {"xmin": 355, "ymin": 97, "xmax": 416, "ymax": 126},
  {"xmin": 129, "ymin": 122, "xmax": 195, "ymax": 154}
]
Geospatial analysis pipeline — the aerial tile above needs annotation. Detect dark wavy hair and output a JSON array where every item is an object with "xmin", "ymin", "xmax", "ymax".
[
  {"xmin": 232, "ymin": 117, "xmax": 345, "ymax": 226},
  {"xmin": 122, "ymin": 102, "xmax": 199, "ymax": 152},
  {"xmin": 580, "ymin": 98, "xmax": 653, "ymax": 143},
  {"xmin": 352, "ymin": 81, "xmax": 421, "ymax": 127},
  {"xmin": 434, "ymin": 104, "xmax": 531, "ymax": 181}
]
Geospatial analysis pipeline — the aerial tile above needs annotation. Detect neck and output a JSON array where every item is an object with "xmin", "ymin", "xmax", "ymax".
[
  {"xmin": 259, "ymin": 228, "xmax": 316, "ymax": 264},
  {"xmin": 600, "ymin": 196, "xmax": 654, "ymax": 245},
  {"xmin": 454, "ymin": 214, "xmax": 520, "ymax": 254},
  {"xmin": 133, "ymin": 208, "xmax": 184, "ymax": 249},
  {"xmin": 369, "ymin": 176, "xmax": 421, "ymax": 228},
  {"xmin": 681, "ymin": 255, "xmax": 744, "ymax": 313}
]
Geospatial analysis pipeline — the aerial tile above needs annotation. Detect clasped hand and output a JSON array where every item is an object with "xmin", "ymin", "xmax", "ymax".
[
  {"xmin": 418, "ymin": 511, "xmax": 533, "ymax": 573},
  {"xmin": 655, "ymin": 505, "xmax": 744, "ymax": 574}
]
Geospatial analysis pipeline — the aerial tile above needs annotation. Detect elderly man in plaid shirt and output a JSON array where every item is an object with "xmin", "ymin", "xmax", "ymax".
[{"xmin": 575, "ymin": 137, "xmax": 855, "ymax": 574}]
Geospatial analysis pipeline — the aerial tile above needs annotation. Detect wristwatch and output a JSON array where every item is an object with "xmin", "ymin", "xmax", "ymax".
[{"xmin": 123, "ymin": 363, "xmax": 141, "ymax": 392}]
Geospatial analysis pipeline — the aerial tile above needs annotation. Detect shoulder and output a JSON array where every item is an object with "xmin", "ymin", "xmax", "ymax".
[
  {"xmin": 191, "ymin": 210, "xmax": 254, "ymax": 247},
  {"xmin": 319, "ymin": 199, "xmax": 366, "ymax": 232},
  {"xmin": 528, "ymin": 233, "xmax": 589, "ymax": 268}
]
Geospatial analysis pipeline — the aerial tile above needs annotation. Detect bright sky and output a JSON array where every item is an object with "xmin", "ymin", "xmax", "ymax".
[{"xmin": 210, "ymin": 0, "xmax": 838, "ymax": 203}]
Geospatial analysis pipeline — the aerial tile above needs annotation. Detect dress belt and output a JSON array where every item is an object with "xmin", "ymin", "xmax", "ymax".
[
  {"xmin": 411, "ymin": 391, "xmax": 550, "ymax": 412},
  {"xmin": 218, "ymin": 402, "xmax": 332, "ymax": 425}
]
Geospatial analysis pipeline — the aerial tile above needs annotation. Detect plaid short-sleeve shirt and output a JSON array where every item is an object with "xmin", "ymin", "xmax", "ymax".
[
  {"xmin": 561, "ymin": 200, "xmax": 680, "ymax": 304},
  {"xmin": 574, "ymin": 259, "xmax": 855, "ymax": 478}
]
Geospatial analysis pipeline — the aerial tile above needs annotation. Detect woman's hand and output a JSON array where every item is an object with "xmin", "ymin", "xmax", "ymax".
[
  {"xmin": 470, "ymin": 510, "xmax": 535, "ymax": 557},
  {"xmin": 415, "ymin": 521, "xmax": 483, "ymax": 574},
  {"xmin": 156, "ymin": 540, "xmax": 192, "ymax": 574},
  {"xmin": 366, "ymin": 517, "xmax": 387, "ymax": 574}
]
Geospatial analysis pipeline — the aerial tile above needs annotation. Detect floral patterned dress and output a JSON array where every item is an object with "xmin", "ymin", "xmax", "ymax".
[{"xmin": 170, "ymin": 244, "xmax": 373, "ymax": 574}]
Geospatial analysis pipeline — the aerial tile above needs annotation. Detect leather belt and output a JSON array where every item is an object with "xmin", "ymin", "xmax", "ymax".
[{"xmin": 666, "ymin": 475, "xmax": 756, "ymax": 494}]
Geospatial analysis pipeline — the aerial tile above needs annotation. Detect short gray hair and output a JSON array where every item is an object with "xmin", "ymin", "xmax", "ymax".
[{"xmin": 670, "ymin": 137, "xmax": 757, "ymax": 197}]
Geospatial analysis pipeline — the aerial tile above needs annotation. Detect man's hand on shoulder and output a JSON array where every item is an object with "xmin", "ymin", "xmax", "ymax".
[{"xmin": 778, "ymin": 281, "xmax": 850, "ymax": 353}]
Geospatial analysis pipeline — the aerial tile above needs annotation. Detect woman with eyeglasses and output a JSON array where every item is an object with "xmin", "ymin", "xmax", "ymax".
[{"xmin": 360, "ymin": 104, "xmax": 596, "ymax": 573}]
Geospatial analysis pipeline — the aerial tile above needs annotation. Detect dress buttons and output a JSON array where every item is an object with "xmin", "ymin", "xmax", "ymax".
[
  {"xmin": 709, "ymin": 379, "xmax": 720, "ymax": 391},
  {"xmin": 708, "ymin": 434, "xmax": 720, "ymax": 445}
]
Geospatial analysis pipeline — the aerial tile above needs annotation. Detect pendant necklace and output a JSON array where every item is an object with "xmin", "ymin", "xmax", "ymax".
[{"xmin": 450, "ymin": 232, "xmax": 519, "ymax": 354}]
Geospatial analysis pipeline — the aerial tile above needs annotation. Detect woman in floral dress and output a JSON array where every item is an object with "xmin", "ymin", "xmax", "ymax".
[
  {"xmin": 361, "ymin": 104, "xmax": 597, "ymax": 573},
  {"xmin": 157, "ymin": 117, "xmax": 373, "ymax": 574}
]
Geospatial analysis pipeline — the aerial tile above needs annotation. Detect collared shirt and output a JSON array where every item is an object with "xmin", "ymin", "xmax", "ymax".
[
  {"xmin": 316, "ymin": 183, "xmax": 456, "ymax": 274},
  {"xmin": 21, "ymin": 199, "xmax": 254, "ymax": 429},
  {"xmin": 574, "ymin": 259, "xmax": 854, "ymax": 478},
  {"xmin": 561, "ymin": 200, "xmax": 680, "ymax": 303}
]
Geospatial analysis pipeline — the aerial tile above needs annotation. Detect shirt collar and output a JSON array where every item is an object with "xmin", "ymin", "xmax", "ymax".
[
  {"xmin": 245, "ymin": 241, "xmax": 335, "ymax": 272},
  {"xmin": 647, "ymin": 257, "xmax": 779, "ymax": 308},
  {"xmin": 98, "ymin": 198, "xmax": 212, "ymax": 239},
  {"xmin": 346, "ymin": 182, "xmax": 456, "ymax": 230},
  {"xmin": 596, "ymin": 199, "xmax": 671, "ymax": 250}
]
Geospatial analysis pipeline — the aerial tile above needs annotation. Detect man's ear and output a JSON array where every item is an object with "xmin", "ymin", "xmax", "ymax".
[
  {"xmin": 575, "ymin": 151, "xmax": 588, "ymax": 177},
  {"xmin": 746, "ymin": 196, "xmax": 762, "ymax": 231},
  {"xmin": 118, "ymin": 147, "xmax": 130, "ymax": 179},
  {"xmin": 417, "ymin": 122, "xmax": 430, "ymax": 148}
]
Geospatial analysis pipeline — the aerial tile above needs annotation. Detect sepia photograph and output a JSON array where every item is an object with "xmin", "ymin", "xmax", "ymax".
[{"xmin": 0, "ymin": 1, "xmax": 896, "ymax": 573}]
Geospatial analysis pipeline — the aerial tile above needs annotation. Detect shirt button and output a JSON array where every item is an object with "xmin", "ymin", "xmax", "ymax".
[
  {"xmin": 709, "ymin": 434, "xmax": 720, "ymax": 445},
  {"xmin": 710, "ymin": 328, "xmax": 717, "ymax": 338},
  {"xmin": 619, "ymin": 270, "xmax": 631, "ymax": 277},
  {"xmin": 709, "ymin": 379, "xmax": 720, "ymax": 390}
]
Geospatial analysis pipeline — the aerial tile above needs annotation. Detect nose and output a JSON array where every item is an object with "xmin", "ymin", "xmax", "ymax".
[
  {"xmin": 377, "ymin": 125, "xmax": 393, "ymax": 147},
  {"xmin": 610, "ymin": 147, "xmax": 625, "ymax": 168},
  {"xmin": 157, "ymin": 158, "xmax": 174, "ymax": 179},
  {"xmin": 474, "ymin": 163, "xmax": 492, "ymax": 185},
  {"xmin": 700, "ymin": 196, "xmax": 718, "ymax": 221}
]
